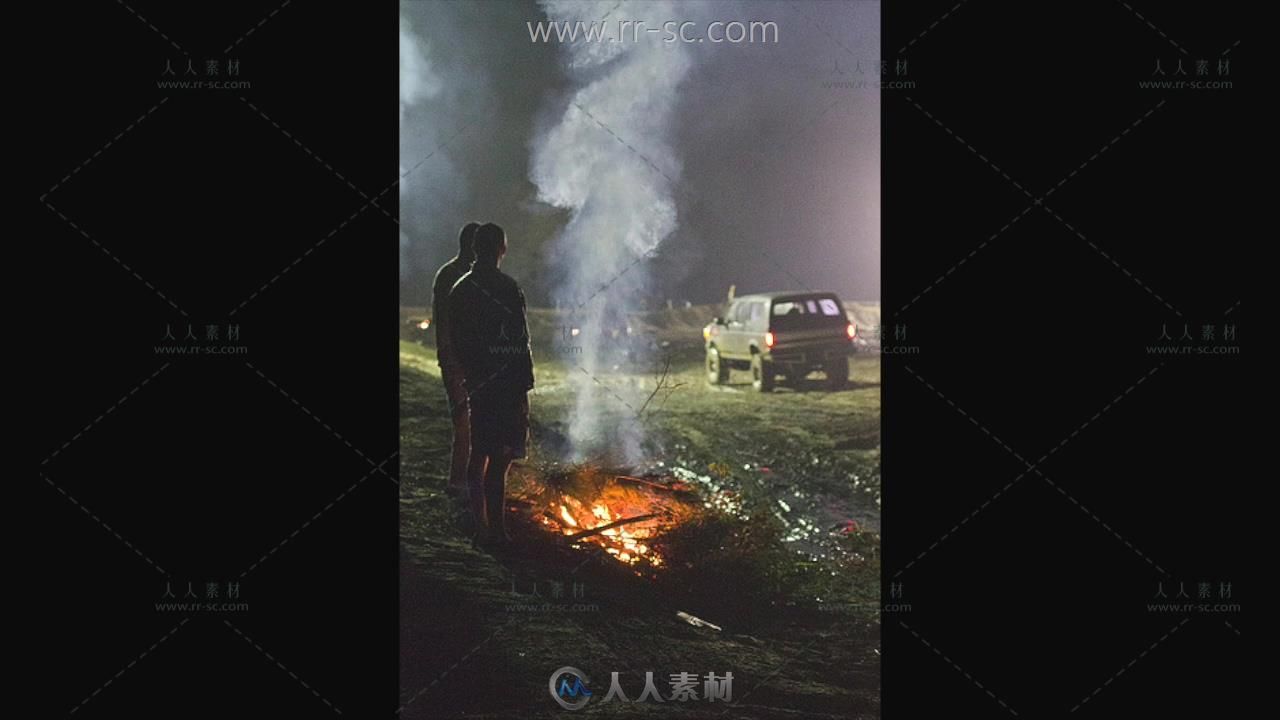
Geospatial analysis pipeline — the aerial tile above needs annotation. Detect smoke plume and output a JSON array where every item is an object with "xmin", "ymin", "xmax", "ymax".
[
  {"xmin": 399, "ymin": 15, "xmax": 440, "ymax": 121},
  {"xmin": 398, "ymin": 7, "xmax": 477, "ymax": 283},
  {"xmin": 531, "ymin": 0, "xmax": 698, "ymax": 461}
]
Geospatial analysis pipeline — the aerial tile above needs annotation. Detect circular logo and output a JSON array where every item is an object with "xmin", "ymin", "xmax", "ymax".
[{"xmin": 549, "ymin": 666, "xmax": 592, "ymax": 710}]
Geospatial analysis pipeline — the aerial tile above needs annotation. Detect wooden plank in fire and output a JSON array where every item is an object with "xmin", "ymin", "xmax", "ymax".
[{"xmin": 564, "ymin": 513, "xmax": 660, "ymax": 541}]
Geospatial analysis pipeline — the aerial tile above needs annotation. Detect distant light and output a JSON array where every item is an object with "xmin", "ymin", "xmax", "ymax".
[
  {"xmin": 570, "ymin": 327, "xmax": 580, "ymax": 337},
  {"xmin": 418, "ymin": 320, "xmax": 430, "ymax": 330}
]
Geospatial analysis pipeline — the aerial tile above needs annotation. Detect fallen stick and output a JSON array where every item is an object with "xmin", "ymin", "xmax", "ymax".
[
  {"xmin": 565, "ymin": 513, "xmax": 660, "ymax": 541},
  {"xmin": 613, "ymin": 475, "xmax": 690, "ymax": 493},
  {"xmin": 676, "ymin": 611, "xmax": 722, "ymax": 632}
]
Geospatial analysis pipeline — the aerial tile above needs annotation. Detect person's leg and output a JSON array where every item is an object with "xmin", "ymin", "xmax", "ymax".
[
  {"xmin": 484, "ymin": 451, "xmax": 514, "ymax": 542},
  {"xmin": 466, "ymin": 446, "xmax": 489, "ymax": 535},
  {"xmin": 484, "ymin": 393, "xmax": 527, "ymax": 543},
  {"xmin": 448, "ymin": 401, "xmax": 470, "ymax": 492},
  {"xmin": 443, "ymin": 368, "xmax": 470, "ymax": 493}
]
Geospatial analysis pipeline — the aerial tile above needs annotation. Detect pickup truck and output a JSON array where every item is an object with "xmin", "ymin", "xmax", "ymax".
[{"xmin": 703, "ymin": 292, "xmax": 856, "ymax": 392}]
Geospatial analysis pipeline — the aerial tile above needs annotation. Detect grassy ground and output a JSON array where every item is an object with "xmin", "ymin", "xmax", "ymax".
[{"xmin": 399, "ymin": 327, "xmax": 881, "ymax": 719}]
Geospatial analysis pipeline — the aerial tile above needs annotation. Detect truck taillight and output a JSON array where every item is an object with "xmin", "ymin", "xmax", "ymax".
[
  {"xmin": 765, "ymin": 331, "xmax": 775, "ymax": 348},
  {"xmin": 846, "ymin": 323, "xmax": 856, "ymax": 339}
]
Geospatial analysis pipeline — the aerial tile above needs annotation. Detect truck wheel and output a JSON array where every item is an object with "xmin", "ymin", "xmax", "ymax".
[
  {"xmin": 706, "ymin": 347, "xmax": 730, "ymax": 385},
  {"xmin": 751, "ymin": 353, "xmax": 775, "ymax": 393},
  {"xmin": 825, "ymin": 358, "xmax": 848, "ymax": 390}
]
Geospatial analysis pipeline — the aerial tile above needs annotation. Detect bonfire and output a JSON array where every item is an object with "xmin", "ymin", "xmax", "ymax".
[{"xmin": 509, "ymin": 464, "xmax": 700, "ymax": 569}]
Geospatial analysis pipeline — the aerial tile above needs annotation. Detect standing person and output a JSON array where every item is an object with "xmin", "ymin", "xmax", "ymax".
[
  {"xmin": 432, "ymin": 222, "xmax": 480, "ymax": 497},
  {"xmin": 447, "ymin": 223, "xmax": 534, "ymax": 547}
]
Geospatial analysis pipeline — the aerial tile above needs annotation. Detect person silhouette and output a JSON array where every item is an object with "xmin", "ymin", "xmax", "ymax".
[
  {"xmin": 446, "ymin": 223, "xmax": 534, "ymax": 547},
  {"xmin": 432, "ymin": 222, "xmax": 480, "ymax": 497}
]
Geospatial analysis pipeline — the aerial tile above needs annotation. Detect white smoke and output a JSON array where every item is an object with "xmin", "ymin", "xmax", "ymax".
[
  {"xmin": 399, "ymin": 6, "xmax": 471, "ymax": 283},
  {"xmin": 399, "ymin": 15, "xmax": 440, "ymax": 121},
  {"xmin": 399, "ymin": 14, "xmax": 441, "ymax": 280},
  {"xmin": 399, "ymin": 12, "xmax": 442, "ymax": 206},
  {"xmin": 531, "ymin": 0, "xmax": 698, "ymax": 462}
]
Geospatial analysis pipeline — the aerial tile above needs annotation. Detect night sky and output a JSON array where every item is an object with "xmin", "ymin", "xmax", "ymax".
[{"xmin": 400, "ymin": 0, "xmax": 879, "ymax": 307}]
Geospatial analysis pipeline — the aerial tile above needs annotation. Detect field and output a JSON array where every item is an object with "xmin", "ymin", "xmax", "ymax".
[{"xmin": 399, "ymin": 306, "xmax": 881, "ymax": 719}]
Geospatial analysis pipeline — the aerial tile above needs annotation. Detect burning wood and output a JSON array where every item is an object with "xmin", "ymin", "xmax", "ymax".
[
  {"xmin": 554, "ymin": 498, "xmax": 659, "ymax": 565},
  {"xmin": 566, "ymin": 513, "xmax": 660, "ymax": 541},
  {"xmin": 510, "ymin": 463, "xmax": 699, "ymax": 568}
]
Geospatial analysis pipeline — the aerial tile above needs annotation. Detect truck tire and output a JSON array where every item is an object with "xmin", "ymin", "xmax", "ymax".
[
  {"xmin": 706, "ymin": 347, "xmax": 730, "ymax": 385},
  {"xmin": 751, "ymin": 353, "xmax": 775, "ymax": 393}
]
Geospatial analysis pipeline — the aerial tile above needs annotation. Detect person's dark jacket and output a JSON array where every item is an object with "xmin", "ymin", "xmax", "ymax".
[
  {"xmin": 431, "ymin": 256, "xmax": 472, "ymax": 368},
  {"xmin": 447, "ymin": 265, "xmax": 535, "ymax": 399}
]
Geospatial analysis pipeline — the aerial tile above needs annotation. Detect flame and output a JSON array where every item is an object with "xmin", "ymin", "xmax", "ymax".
[
  {"xmin": 548, "ymin": 494, "xmax": 659, "ymax": 566},
  {"xmin": 559, "ymin": 505, "xmax": 578, "ymax": 528}
]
